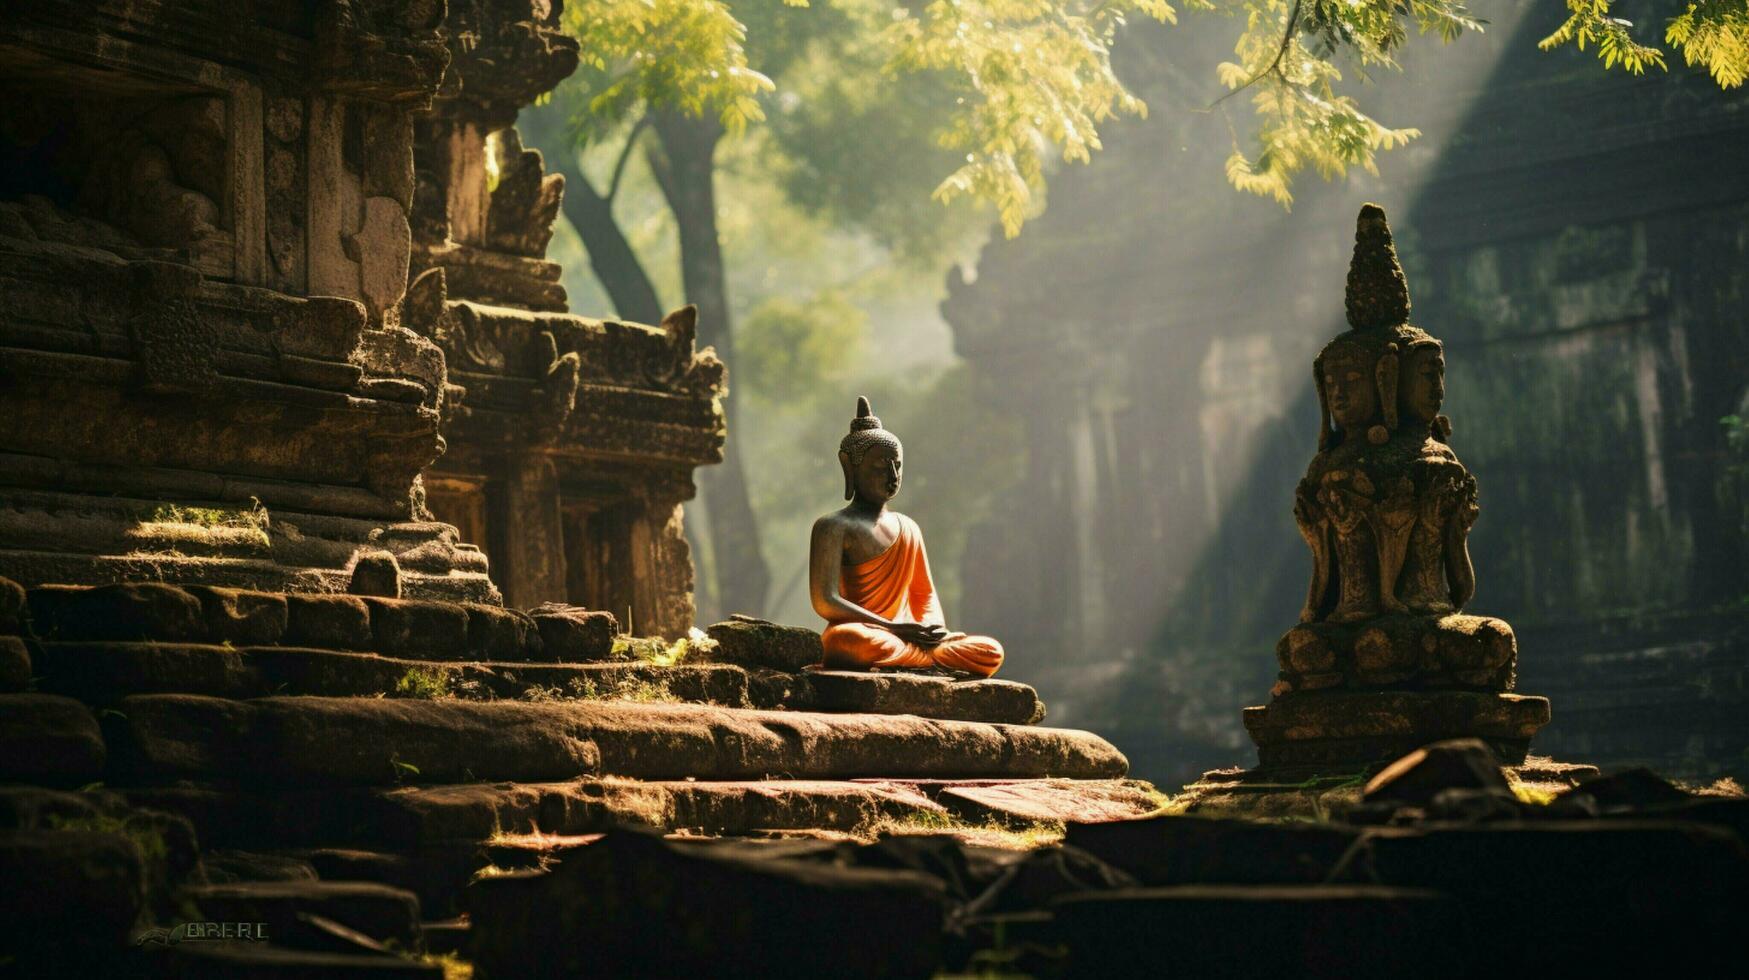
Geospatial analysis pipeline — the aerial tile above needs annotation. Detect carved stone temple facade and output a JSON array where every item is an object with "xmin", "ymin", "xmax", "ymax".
[{"xmin": 0, "ymin": 1, "xmax": 725, "ymax": 635}]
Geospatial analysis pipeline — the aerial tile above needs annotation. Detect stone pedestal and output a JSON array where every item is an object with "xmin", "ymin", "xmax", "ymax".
[{"xmin": 1243, "ymin": 690, "xmax": 1551, "ymax": 768}]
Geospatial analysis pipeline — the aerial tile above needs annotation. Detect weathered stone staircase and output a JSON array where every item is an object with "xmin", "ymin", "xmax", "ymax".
[{"xmin": 0, "ymin": 578, "xmax": 1155, "ymax": 975}]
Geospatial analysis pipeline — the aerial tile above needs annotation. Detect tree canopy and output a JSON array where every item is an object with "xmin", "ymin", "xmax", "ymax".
[{"xmin": 563, "ymin": 0, "xmax": 1748, "ymax": 229}]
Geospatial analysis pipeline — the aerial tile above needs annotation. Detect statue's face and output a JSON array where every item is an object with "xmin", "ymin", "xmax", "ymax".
[
  {"xmin": 845, "ymin": 442, "xmax": 902, "ymax": 503},
  {"xmin": 1402, "ymin": 345, "xmax": 1445, "ymax": 423},
  {"xmin": 1323, "ymin": 356, "xmax": 1377, "ymax": 431}
]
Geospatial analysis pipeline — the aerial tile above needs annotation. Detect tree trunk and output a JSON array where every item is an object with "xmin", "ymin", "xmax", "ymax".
[
  {"xmin": 520, "ymin": 106, "xmax": 664, "ymax": 325},
  {"xmin": 648, "ymin": 109, "xmax": 771, "ymax": 618}
]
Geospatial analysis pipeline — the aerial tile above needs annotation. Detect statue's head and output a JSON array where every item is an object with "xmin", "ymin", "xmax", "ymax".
[
  {"xmin": 1313, "ymin": 203, "xmax": 1435, "ymax": 450},
  {"xmin": 1318, "ymin": 340, "xmax": 1384, "ymax": 436},
  {"xmin": 1400, "ymin": 338, "xmax": 1446, "ymax": 428},
  {"xmin": 838, "ymin": 396, "xmax": 903, "ymax": 503}
]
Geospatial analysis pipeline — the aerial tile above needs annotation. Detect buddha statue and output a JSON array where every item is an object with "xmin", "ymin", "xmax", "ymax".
[
  {"xmin": 808, "ymin": 397, "xmax": 1004, "ymax": 677},
  {"xmin": 1280, "ymin": 203, "xmax": 1506, "ymax": 689},
  {"xmin": 1250, "ymin": 204, "xmax": 1550, "ymax": 768}
]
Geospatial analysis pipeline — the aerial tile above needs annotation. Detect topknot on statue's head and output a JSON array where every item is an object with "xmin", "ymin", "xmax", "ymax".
[
  {"xmin": 839, "ymin": 395, "xmax": 902, "ymax": 465},
  {"xmin": 1345, "ymin": 203, "xmax": 1411, "ymax": 332}
]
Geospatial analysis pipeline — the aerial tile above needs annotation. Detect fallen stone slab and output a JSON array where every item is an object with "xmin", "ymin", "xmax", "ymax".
[
  {"xmin": 1362, "ymin": 738, "xmax": 1510, "ymax": 806},
  {"xmin": 184, "ymin": 880, "xmax": 424, "ymax": 954},
  {"xmin": 469, "ymin": 830, "xmax": 946, "ymax": 979},
  {"xmin": 703, "ymin": 616, "xmax": 822, "ymax": 672},
  {"xmin": 1052, "ymin": 885, "xmax": 1464, "ymax": 978},
  {"xmin": 109, "ymin": 695, "xmax": 1128, "ymax": 786},
  {"xmin": 1064, "ymin": 813, "xmax": 1371, "ymax": 885},
  {"xmin": 0, "ymin": 693, "xmax": 106, "ymax": 784},
  {"xmin": 806, "ymin": 670, "xmax": 1046, "ymax": 724},
  {"xmin": 128, "ymin": 778, "xmax": 948, "ymax": 848},
  {"xmin": 939, "ymin": 779, "xmax": 1161, "ymax": 824}
]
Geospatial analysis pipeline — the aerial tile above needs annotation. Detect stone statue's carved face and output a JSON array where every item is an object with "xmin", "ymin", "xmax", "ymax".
[
  {"xmin": 1323, "ymin": 354, "xmax": 1377, "ymax": 432},
  {"xmin": 841, "ymin": 442, "xmax": 902, "ymax": 504},
  {"xmin": 1402, "ymin": 345, "xmax": 1445, "ymax": 424}
]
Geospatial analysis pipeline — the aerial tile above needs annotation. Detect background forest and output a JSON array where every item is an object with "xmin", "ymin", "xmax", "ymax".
[{"xmin": 529, "ymin": 0, "xmax": 1749, "ymax": 782}]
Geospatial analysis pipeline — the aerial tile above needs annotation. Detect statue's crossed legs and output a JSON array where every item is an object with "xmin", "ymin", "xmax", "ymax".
[{"xmin": 820, "ymin": 622, "xmax": 1003, "ymax": 678}]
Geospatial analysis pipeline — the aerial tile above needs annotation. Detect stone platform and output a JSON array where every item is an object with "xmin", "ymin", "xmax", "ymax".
[
  {"xmin": 0, "ymin": 574, "xmax": 1146, "ymax": 965},
  {"xmin": 1243, "ymin": 690, "xmax": 1552, "ymax": 768}
]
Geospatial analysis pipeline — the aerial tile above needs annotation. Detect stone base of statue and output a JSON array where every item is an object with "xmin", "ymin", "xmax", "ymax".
[
  {"xmin": 1255, "ymin": 610, "xmax": 1550, "ymax": 767},
  {"xmin": 1243, "ymin": 690, "xmax": 1551, "ymax": 768},
  {"xmin": 1274, "ymin": 612, "xmax": 1517, "ymax": 692}
]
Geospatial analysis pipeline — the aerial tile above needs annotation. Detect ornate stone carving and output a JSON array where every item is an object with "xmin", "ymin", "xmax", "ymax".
[
  {"xmin": 484, "ymin": 128, "xmax": 564, "ymax": 258},
  {"xmin": 128, "ymin": 260, "xmax": 217, "ymax": 392}
]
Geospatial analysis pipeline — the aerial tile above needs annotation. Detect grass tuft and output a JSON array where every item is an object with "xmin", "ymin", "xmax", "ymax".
[
  {"xmin": 610, "ymin": 628, "xmax": 719, "ymax": 668},
  {"xmin": 394, "ymin": 666, "xmax": 454, "ymax": 700},
  {"xmin": 857, "ymin": 808, "xmax": 1064, "ymax": 850}
]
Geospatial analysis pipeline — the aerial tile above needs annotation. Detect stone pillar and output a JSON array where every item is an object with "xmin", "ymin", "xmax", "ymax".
[
  {"xmin": 629, "ymin": 493, "xmax": 698, "ymax": 640},
  {"xmin": 491, "ymin": 455, "xmax": 568, "ymax": 609}
]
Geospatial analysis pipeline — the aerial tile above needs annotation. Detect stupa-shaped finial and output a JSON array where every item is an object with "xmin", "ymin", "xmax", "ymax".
[
  {"xmin": 1344, "ymin": 203, "xmax": 1411, "ymax": 331},
  {"xmin": 850, "ymin": 395, "xmax": 881, "ymax": 431}
]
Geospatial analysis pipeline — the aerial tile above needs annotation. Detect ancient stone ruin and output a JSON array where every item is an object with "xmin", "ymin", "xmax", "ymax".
[
  {"xmin": 1244, "ymin": 205, "xmax": 1551, "ymax": 767},
  {"xmin": 0, "ymin": 3, "xmax": 1159, "ymax": 975},
  {"xmin": 1, "ymin": 5, "xmax": 1746, "ymax": 979}
]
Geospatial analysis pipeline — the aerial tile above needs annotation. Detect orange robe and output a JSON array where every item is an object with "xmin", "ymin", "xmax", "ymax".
[{"xmin": 820, "ymin": 515, "xmax": 1004, "ymax": 678}]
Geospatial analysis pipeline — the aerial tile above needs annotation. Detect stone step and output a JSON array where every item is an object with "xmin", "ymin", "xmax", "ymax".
[
  {"xmin": 127, "ymin": 778, "xmax": 952, "ymax": 849},
  {"xmin": 33, "ymin": 641, "xmax": 1048, "ymax": 723},
  {"xmin": 182, "ymin": 880, "xmax": 424, "ymax": 954},
  {"xmin": 106, "ymin": 695, "xmax": 1126, "ymax": 787},
  {"xmin": 22, "ymin": 582, "xmax": 617, "ymax": 662},
  {"xmin": 33, "ymin": 640, "xmax": 748, "ymax": 705},
  {"xmin": 805, "ymin": 669, "xmax": 1044, "ymax": 724}
]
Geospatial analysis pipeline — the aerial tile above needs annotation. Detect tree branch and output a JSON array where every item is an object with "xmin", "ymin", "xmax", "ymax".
[{"xmin": 1210, "ymin": 0, "xmax": 1302, "ymax": 107}]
